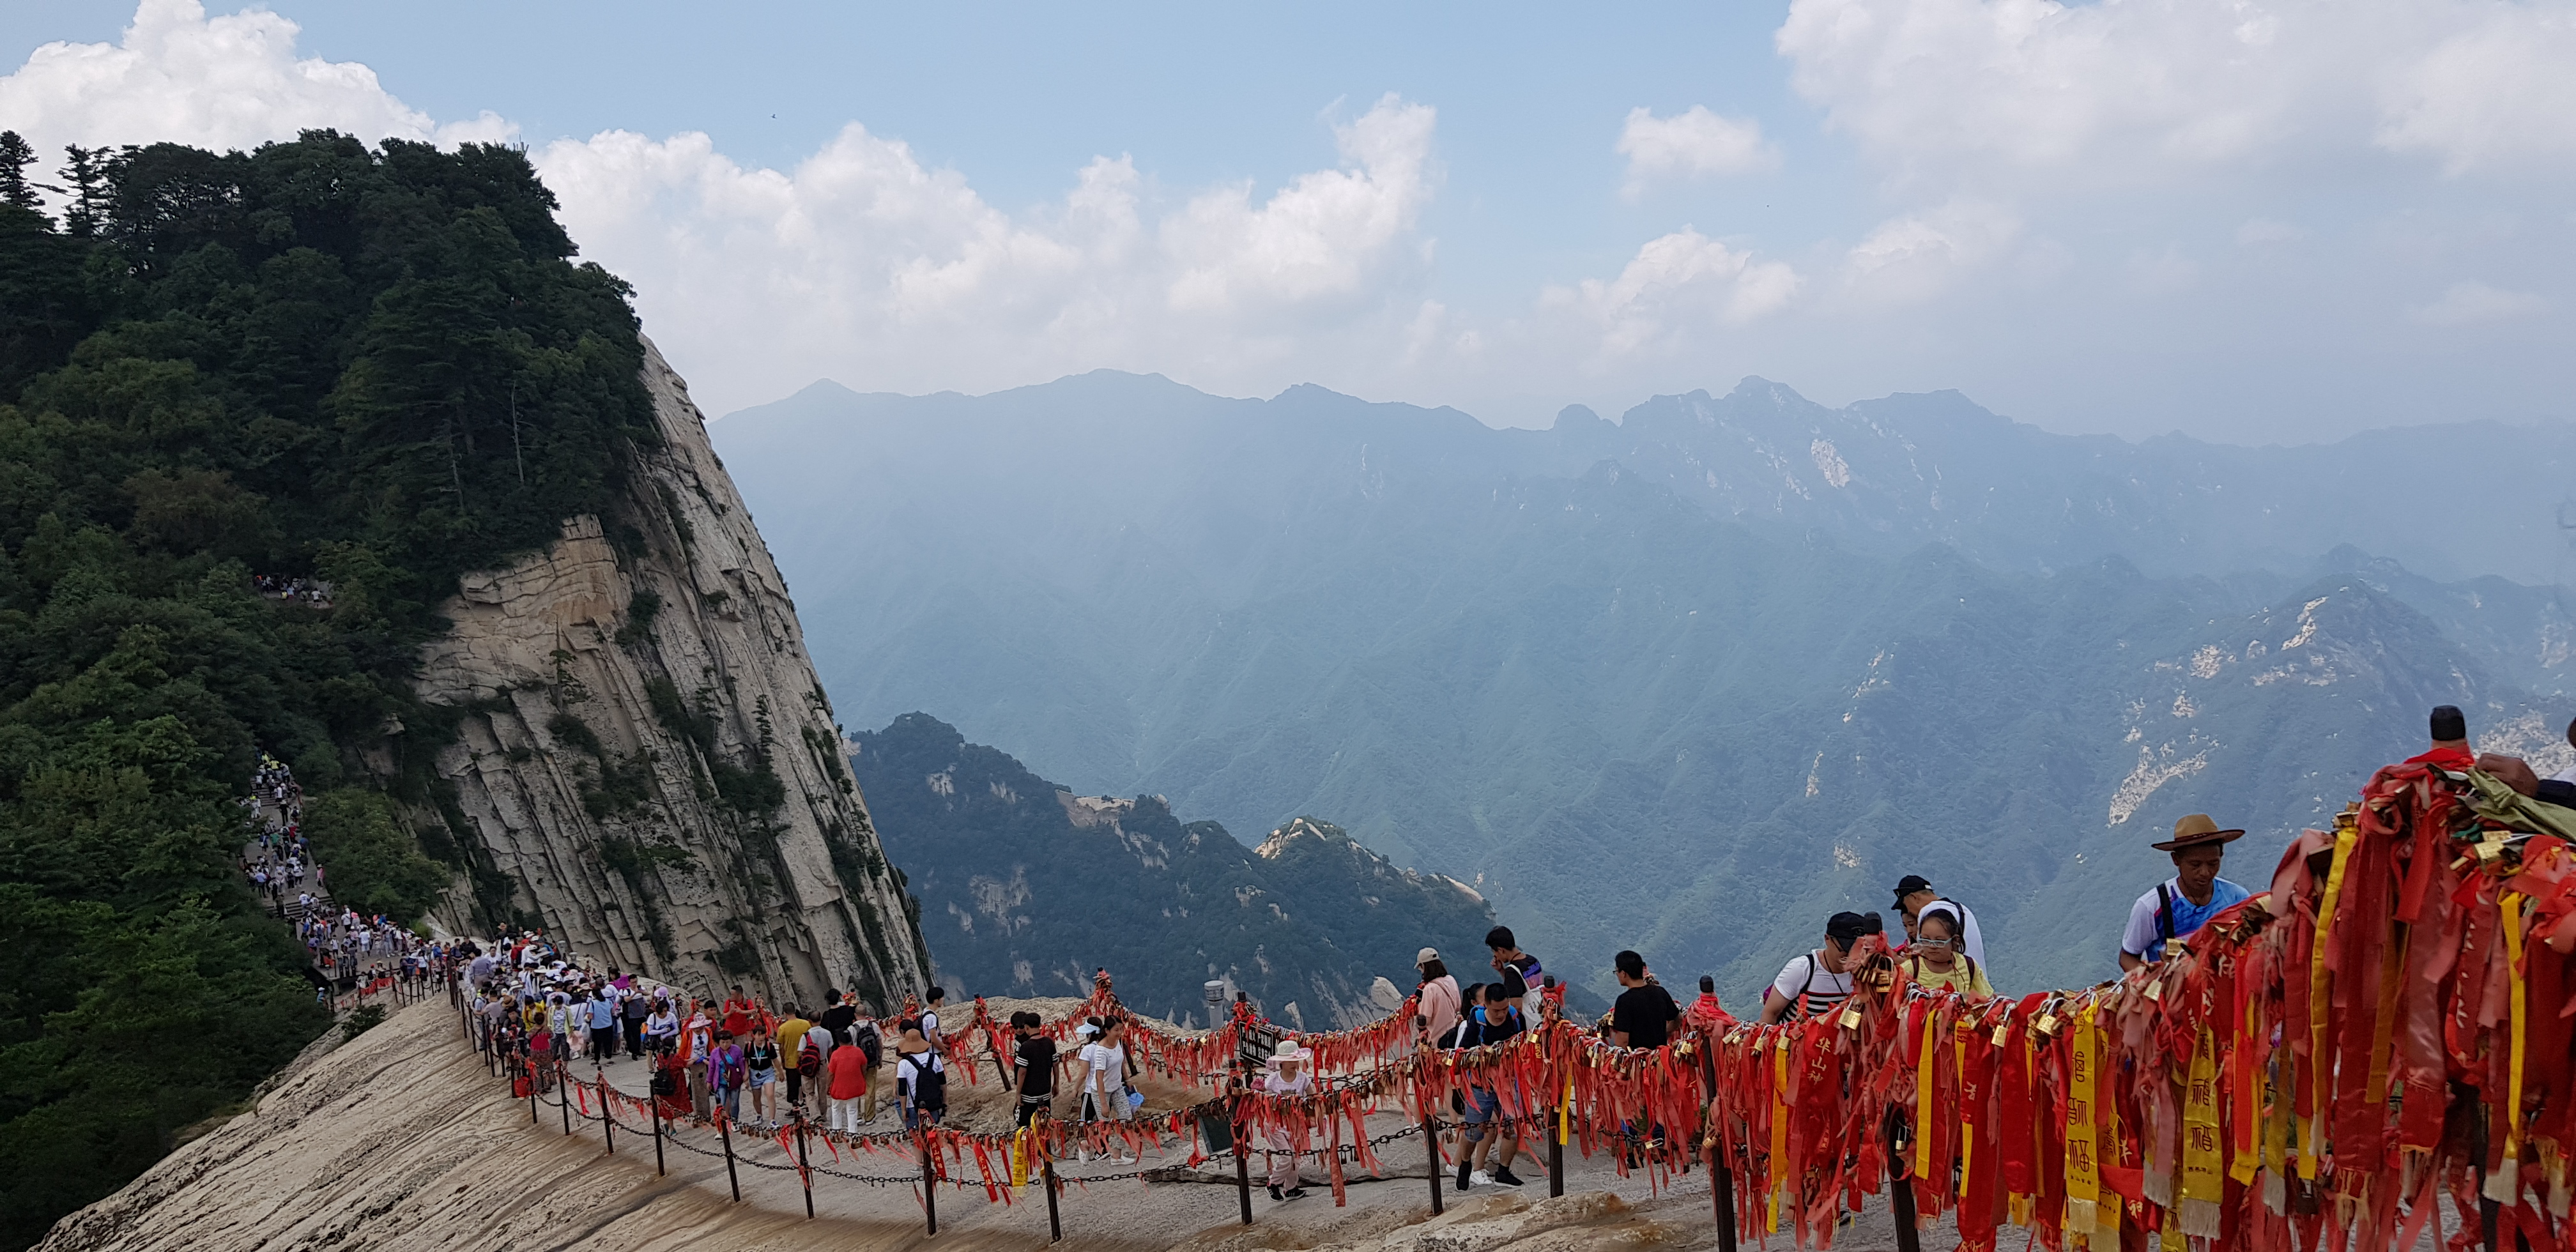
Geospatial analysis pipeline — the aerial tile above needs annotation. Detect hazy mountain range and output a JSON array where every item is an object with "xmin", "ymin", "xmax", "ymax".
[
  {"xmin": 716, "ymin": 372, "xmax": 2576, "ymax": 999},
  {"xmin": 851, "ymin": 713, "xmax": 1497, "ymax": 1027}
]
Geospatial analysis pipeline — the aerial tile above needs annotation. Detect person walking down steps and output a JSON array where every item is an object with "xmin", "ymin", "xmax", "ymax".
[{"xmin": 1257, "ymin": 1040, "xmax": 1313, "ymax": 1202}]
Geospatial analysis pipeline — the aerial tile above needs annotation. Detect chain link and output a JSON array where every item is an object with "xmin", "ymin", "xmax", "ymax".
[{"xmin": 468, "ymin": 1005, "xmax": 1586, "ymax": 1211}]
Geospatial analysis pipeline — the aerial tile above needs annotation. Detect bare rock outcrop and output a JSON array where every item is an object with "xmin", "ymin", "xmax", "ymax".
[{"xmin": 408, "ymin": 339, "xmax": 928, "ymax": 1007}]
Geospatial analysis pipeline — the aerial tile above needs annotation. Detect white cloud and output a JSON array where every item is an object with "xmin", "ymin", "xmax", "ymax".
[
  {"xmin": 1544, "ymin": 228, "xmax": 1799, "ymax": 358},
  {"xmin": 0, "ymin": 0, "xmax": 510, "ymax": 164},
  {"xmin": 2411, "ymin": 280, "xmax": 2551, "ymax": 325},
  {"xmin": 1615, "ymin": 105, "xmax": 1781, "ymax": 198},
  {"xmin": 2377, "ymin": 6, "xmax": 2576, "ymax": 174},
  {"xmin": 1841, "ymin": 199, "xmax": 2021, "ymax": 305},
  {"xmin": 1162, "ymin": 97, "xmax": 1439, "ymax": 316},
  {"xmin": 537, "ymin": 95, "xmax": 1443, "ymax": 411},
  {"xmin": 1775, "ymin": 0, "xmax": 2576, "ymax": 187}
]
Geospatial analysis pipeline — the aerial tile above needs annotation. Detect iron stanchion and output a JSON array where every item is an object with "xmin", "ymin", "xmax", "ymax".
[
  {"xmin": 919, "ymin": 1129, "xmax": 939, "ymax": 1235},
  {"xmin": 719, "ymin": 1111, "xmax": 742, "ymax": 1202},
  {"xmin": 652, "ymin": 1096, "xmax": 666, "ymax": 1177},
  {"xmin": 1038, "ymin": 1111, "xmax": 1062, "ymax": 1242},
  {"xmin": 598, "ymin": 1062, "xmax": 614, "ymax": 1155},
  {"xmin": 1422, "ymin": 1114, "xmax": 1444, "ymax": 1215},
  {"xmin": 795, "ymin": 1110, "xmax": 814, "ymax": 1219},
  {"xmin": 1230, "ymin": 1080, "xmax": 1254, "ymax": 1226},
  {"xmin": 1693, "ymin": 1005, "xmax": 1737, "ymax": 1252},
  {"xmin": 527, "ymin": 1058, "xmax": 539, "ymax": 1125},
  {"xmin": 1887, "ymin": 1106, "xmax": 1920, "ymax": 1252},
  {"xmin": 559, "ymin": 1060, "xmax": 572, "ymax": 1136}
]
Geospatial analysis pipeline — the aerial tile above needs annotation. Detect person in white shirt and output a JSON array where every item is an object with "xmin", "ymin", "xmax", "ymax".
[
  {"xmin": 920, "ymin": 987, "xmax": 945, "ymax": 1053},
  {"xmin": 1076, "ymin": 1019, "xmax": 1135, "ymax": 1152},
  {"xmin": 1759, "ymin": 912, "xmax": 1873, "ymax": 1023},
  {"xmin": 1891, "ymin": 874, "xmax": 1987, "ymax": 969},
  {"xmin": 1257, "ymin": 1042, "xmax": 1313, "ymax": 1202}
]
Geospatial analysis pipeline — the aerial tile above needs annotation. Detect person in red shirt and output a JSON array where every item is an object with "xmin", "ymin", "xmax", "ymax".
[
  {"xmin": 720, "ymin": 986, "xmax": 756, "ymax": 1040},
  {"xmin": 827, "ymin": 1030, "xmax": 872, "ymax": 1132}
]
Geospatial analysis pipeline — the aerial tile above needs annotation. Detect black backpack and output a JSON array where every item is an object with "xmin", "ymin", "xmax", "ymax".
[
  {"xmin": 854, "ymin": 1020, "xmax": 884, "ymax": 1067},
  {"xmin": 902, "ymin": 1053, "xmax": 945, "ymax": 1109}
]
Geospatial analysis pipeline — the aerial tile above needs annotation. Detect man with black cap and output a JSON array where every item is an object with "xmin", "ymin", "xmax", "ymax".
[
  {"xmin": 1891, "ymin": 874, "xmax": 1985, "ymax": 968},
  {"xmin": 2117, "ymin": 814, "xmax": 2250, "ymax": 971},
  {"xmin": 1758, "ymin": 912, "xmax": 1876, "ymax": 1023}
]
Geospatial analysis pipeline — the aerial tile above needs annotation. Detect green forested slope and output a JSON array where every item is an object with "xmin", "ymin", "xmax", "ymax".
[{"xmin": 0, "ymin": 132, "xmax": 658, "ymax": 1247}]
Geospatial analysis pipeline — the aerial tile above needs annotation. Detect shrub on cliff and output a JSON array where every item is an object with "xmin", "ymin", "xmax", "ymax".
[{"xmin": 300, "ymin": 790, "xmax": 448, "ymax": 923}]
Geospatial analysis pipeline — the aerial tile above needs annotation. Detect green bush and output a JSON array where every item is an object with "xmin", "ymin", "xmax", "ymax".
[
  {"xmin": 0, "ymin": 129, "xmax": 661, "ymax": 1248},
  {"xmin": 299, "ymin": 790, "xmax": 447, "ymax": 923},
  {"xmin": 339, "ymin": 1002, "xmax": 387, "ymax": 1042}
]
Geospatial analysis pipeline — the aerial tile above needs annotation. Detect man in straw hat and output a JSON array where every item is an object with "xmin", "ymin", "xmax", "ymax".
[{"xmin": 2118, "ymin": 813, "xmax": 2250, "ymax": 971}]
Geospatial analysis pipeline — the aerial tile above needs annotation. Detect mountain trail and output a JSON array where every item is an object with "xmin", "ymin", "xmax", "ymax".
[{"xmin": 34, "ymin": 995, "xmax": 1946, "ymax": 1250}]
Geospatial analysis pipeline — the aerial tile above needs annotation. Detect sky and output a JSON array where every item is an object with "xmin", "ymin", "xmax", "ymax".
[{"xmin": 2, "ymin": 0, "xmax": 2572, "ymax": 442}]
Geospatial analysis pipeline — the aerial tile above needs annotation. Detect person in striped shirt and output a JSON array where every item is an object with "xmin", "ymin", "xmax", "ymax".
[{"xmin": 1758, "ymin": 912, "xmax": 1876, "ymax": 1023}]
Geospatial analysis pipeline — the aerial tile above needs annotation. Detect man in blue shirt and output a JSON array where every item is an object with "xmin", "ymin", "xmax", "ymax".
[{"xmin": 2119, "ymin": 813, "xmax": 2250, "ymax": 971}]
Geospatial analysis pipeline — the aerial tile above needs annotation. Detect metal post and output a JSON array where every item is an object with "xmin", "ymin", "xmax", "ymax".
[
  {"xmin": 559, "ymin": 1060, "xmax": 573, "ymax": 1136},
  {"xmin": 528, "ymin": 1058, "xmax": 539, "ymax": 1125},
  {"xmin": 1423, "ymin": 1114, "xmax": 1444, "ymax": 1215},
  {"xmin": 1696, "ymin": 1016, "xmax": 1737, "ymax": 1252},
  {"xmin": 2478, "ymin": 1108, "xmax": 2499, "ymax": 1252},
  {"xmin": 1887, "ymin": 1106, "xmax": 1921, "ymax": 1252},
  {"xmin": 719, "ymin": 1111, "xmax": 742, "ymax": 1202},
  {"xmin": 653, "ymin": 1096, "xmax": 666, "ymax": 1177},
  {"xmin": 599, "ymin": 1062, "xmax": 615, "ymax": 1155},
  {"xmin": 1039, "ymin": 1114, "xmax": 1063, "ymax": 1243},
  {"xmin": 1230, "ymin": 1071, "xmax": 1253, "ymax": 1225},
  {"xmin": 795, "ymin": 1110, "xmax": 814, "ymax": 1219},
  {"xmin": 920, "ymin": 1131, "xmax": 940, "ymax": 1235}
]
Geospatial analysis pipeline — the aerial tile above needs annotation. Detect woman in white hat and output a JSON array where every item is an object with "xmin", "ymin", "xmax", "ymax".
[{"xmin": 1257, "ymin": 1041, "xmax": 1313, "ymax": 1201}]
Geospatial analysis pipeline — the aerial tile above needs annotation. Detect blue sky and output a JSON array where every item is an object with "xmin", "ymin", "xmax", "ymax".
[{"xmin": 4, "ymin": 1, "xmax": 2573, "ymax": 441}]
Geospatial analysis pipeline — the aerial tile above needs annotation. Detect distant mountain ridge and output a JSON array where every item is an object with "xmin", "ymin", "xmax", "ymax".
[
  {"xmin": 850, "ymin": 714, "xmax": 1496, "ymax": 1027},
  {"xmin": 1555, "ymin": 380, "xmax": 2576, "ymax": 586},
  {"xmin": 722, "ymin": 371, "xmax": 2576, "ymax": 998}
]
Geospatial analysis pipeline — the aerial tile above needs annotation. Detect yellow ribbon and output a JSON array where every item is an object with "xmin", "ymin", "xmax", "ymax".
[
  {"xmin": 2304, "ymin": 825, "xmax": 2356, "ymax": 1180},
  {"xmin": 1956, "ymin": 1019, "xmax": 1975, "ymax": 1200},
  {"xmin": 1560, "ymin": 1065, "xmax": 1573, "ymax": 1147},
  {"xmin": 1915, "ymin": 1008, "xmax": 1938, "ymax": 1180},
  {"xmin": 1770, "ymin": 1037, "xmax": 1790, "ymax": 1233},
  {"xmin": 2065, "ymin": 1004, "xmax": 2100, "ymax": 1241},
  {"xmin": 2505, "ymin": 892, "xmax": 2529, "ymax": 1168},
  {"xmin": 2181, "ymin": 1025, "xmax": 2224, "ymax": 1237}
]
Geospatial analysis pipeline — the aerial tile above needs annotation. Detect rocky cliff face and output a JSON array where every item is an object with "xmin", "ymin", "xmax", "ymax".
[{"xmin": 408, "ymin": 339, "xmax": 930, "ymax": 1007}]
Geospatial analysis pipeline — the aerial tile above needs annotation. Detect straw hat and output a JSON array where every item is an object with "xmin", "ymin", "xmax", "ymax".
[{"xmin": 2152, "ymin": 813, "xmax": 2244, "ymax": 851}]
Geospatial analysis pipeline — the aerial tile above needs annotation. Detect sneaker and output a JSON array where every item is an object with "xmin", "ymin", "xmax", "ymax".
[
  {"xmin": 1454, "ymin": 1163, "xmax": 1473, "ymax": 1190},
  {"xmin": 1491, "ymin": 1166, "xmax": 1525, "ymax": 1187},
  {"xmin": 1469, "ymin": 1170, "xmax": 1493, "ymax": 1188},
  {"xmin": 1268, "ymin": 1184, "xmax": 1284, "ymax": 1202},
  {"xmin": 1283, "ymin": 1187, "xmax": 1308, "ymax": 1201}
]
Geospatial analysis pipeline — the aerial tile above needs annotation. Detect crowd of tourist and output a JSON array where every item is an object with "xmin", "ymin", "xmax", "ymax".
[
  {"xmin": 239, "ymin": 754, "xmax": 443, "ymax": 1000},
  {"xmin": 251, "ymin": 573, "xmax": 332, "ymax": 606}
]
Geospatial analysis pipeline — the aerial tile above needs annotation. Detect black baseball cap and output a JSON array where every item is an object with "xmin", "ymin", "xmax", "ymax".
[
  {"xmin": 1890, "ymin": 874, "xmax": 1933, "ymax": 903},
  {"xmin": 1826, "ymin": 912, "xmax": 1882, "ymax": 944}
]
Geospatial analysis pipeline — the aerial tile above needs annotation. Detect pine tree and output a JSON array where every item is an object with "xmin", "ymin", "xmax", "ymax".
[
  {"xmin": 59, "ymin": 144, "xmax": 109, "ymax": 236},
  {"xmin": 0, "ymin": 130, "xmax": 39, "ymax": 210}
]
